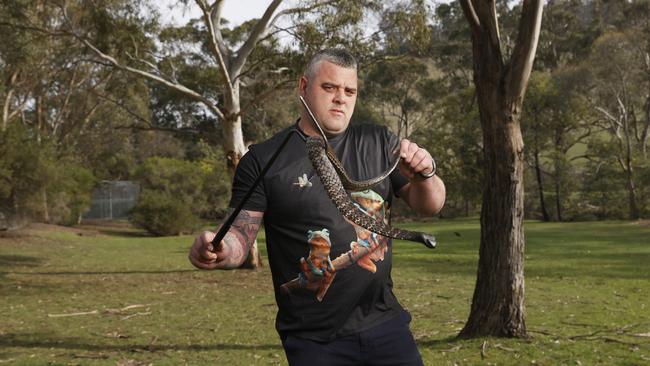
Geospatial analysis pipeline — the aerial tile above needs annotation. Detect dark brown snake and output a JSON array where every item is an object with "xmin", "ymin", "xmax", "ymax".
[
  {"xmin": 306, "ymin": 136, "xmax": 436, "ymax": 248},
  {"xmin": 325, "ymin": 145, "xmax": 401, "ymax": 192}
]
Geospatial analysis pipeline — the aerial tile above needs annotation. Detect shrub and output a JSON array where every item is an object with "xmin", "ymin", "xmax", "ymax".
[
  {"xmin": 0, "ymin": 124, "xmax": 96, "ymax": 226},
  {"xmin": 130, "ymin": 190, "xmax": 199, "ymax": 236}
]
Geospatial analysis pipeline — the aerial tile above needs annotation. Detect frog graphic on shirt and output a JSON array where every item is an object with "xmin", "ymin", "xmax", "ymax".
[
  {"xmin": 347, "ymin": 190, "xmax": 390, "ymax": 273},
  {"xmin": 280, "ymin": 189, "xmax": 391, "ymax": 300}
]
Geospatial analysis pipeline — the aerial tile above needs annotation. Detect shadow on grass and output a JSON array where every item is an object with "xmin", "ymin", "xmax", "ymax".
[
  {"xmin": 0, "ymin": 333, "xmax": 282, "ymax": 352},
  {"xmin": 1, "ymin": 269, "xmax": 197, "ymax": 276},
  {"xmin": 1, "ymin": 333, "xmax": 465, "ymax": 353},
  {"xmin": 86, "ymin": 228, "xmax": 153, "ymax": 238},
  {"xmin": 416, "ymin": 336, "xmax": 460, "ymax": 347},
  {"xmin": 0, "ymin": 255, "xmax": 42, "ymax": 268}
]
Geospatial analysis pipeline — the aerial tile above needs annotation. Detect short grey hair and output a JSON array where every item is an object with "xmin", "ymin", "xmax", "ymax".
[{"xmin": 305, "ymin": 48, "xmax": 358, "ymax": 78}]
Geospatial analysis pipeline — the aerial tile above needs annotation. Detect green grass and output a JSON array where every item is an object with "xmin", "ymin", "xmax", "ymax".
[{"xmin": 1, "ymin": 219, "xmax": 649, "ymax": 365}]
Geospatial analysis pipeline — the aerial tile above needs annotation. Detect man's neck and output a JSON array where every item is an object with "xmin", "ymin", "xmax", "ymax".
[{"xmin": 298, "ymin": 113, "xmax": 321, "ymax": 137}]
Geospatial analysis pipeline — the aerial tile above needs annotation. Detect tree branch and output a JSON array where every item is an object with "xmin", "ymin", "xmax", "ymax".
[
  {"xmin": 92, "ymin": 90, "xmax": 153, "ymax": 127},
  {"xmin": 196, "ymin": 0, "xmax": 234, "ymax": 101},
  {"xmin": 208, "ymin": 0, "xmax": 230, "ymax": 59},
  {"xmin": 268, "ymin": 0, "xmax": 337, "ymax": 29},
  {"xmin": 51, "ymin": 66, "xmax": 79, "ymax": 131},
  {"xmin": 2, "ymin": 70, "xmax": 20, "ymax": 129},
  {"xmin": 595, "ymin": 106, "xmax": 621, "ymax": 127},
  {"xmin": 238, "ymin": 78, "xmax": 295, "ymax": 115},
  {"xmin": 505, "ymin": 0, "xmax": 543, "ymax": 101},
  {"xmin": 473, "ymin": 0, "xmax": 501, "ymax": 51},
  {"xmin": 230, "ymin": 0, "xmax": 284, "ymax": 77},
  {"xmin": 459, "ymin": 0, "xmax": 481, "ymax": 36},
  {"xmin": 80, "ymin": 38, "xmax": 225, "ymax": 120}
]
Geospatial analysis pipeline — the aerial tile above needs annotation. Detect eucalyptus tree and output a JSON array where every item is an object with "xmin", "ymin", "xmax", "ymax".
[
  {"xmin": 523, "ymin": 68, "xmax": 593, "ymax": 221},
  {"xmin": 363, "ymin": 58, "xmax": 429, "ymax": 137},
  {"xmin": 456, "ymin": 0, "xmax": 543, "ymax": 338},
  {"xmin": 58, "ymin": 0, "xmax": 387, "ymax": 267},
  {"xmin": 64, "ymin": 0, "xmax": 380, "ymax": 172},
  {"xmin": 585, "ymin": 28, "xmax": 649, "ymax": 219},
  {"xmin": 0, "ymin": 1, "xmax": 119, "ymax": 224}
]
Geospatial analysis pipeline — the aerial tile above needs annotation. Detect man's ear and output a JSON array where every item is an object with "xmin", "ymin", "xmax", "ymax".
[{"xmin": 298, "ymin": 75, "xmax": 308, "ymax": 96}]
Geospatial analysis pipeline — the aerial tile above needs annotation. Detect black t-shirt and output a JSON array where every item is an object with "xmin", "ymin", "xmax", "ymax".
[{"xmin": 229, "ymin": 121, "xmax": 409, "ymax": 341}]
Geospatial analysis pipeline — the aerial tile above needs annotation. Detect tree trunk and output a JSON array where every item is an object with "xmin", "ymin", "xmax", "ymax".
[
  {"xmin": 223, "ymin": 82, "xmax": 263, "ymax": 269},
  {"xmin": 458, "ymin": 0, "xmax": 542, "ymax": 338},
  {"xmin": 459, "ymin": 84, "xmax": 527, "ymax": 338},
  {"xmin": 623, "ymin": 121, "xmax": 640, "ymax": 219},
  {"xmin": 554, "ymin": 173, "xmax": 563, "ymax": 221},
  {"xmin": 2, "ymin": 88, "xmax": 14, "ymax": 132},
  {"xmin": 533, "ymin": 131, "xmax": 550, "ymax": 221},
  {"xmin": 553, "ymin": 129, "xmax": 564, "ymax": 221},
  {"xmin": 624, "ymin": 161, "xmax": 640, "ymax": 220},
  {"xmin": 2, "ymin": 70, "xmax": 19, "ymax": 132},
  {"xmin": 41, "ymin": 188, "xmax": 50, "ymax": 223}
]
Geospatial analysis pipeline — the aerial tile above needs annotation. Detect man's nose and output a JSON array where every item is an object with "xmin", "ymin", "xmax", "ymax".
[{"xmin": 332, "ymin": 88, "xmax": 346, "ymax": 105}]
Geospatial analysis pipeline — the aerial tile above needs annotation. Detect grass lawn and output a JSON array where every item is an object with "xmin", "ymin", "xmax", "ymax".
[{"xmin": 1, "ymin": 219, "xmax": 649, "ymax": 365}]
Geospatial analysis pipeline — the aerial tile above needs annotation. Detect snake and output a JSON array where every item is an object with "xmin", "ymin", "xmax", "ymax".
[
  {"xmin": 325, "ymin": 144, "xmax": 401, "ymax": 192},
  {"xmin": 306, "ymin": 136, "xmax": 436, "ymax": 249}
]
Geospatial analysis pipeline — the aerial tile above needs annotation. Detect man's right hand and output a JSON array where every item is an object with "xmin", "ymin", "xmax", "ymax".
[
  {"xmin": 188, "ymin": 231, "xmax": 222, "ymax": 270},
  {"xmin": 188, "ymin": 209, "xmax": 263, "ymax": 270}
]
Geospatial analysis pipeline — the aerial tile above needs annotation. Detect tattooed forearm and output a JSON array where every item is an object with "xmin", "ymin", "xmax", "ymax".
[{"xmin": 219, "ymin": 209, "xmax": 263, "ymax": 268}]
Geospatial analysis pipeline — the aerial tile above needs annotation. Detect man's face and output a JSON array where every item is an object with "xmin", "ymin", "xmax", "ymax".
[{"xmin": 300, "ymin": 60, "xmax": 358, "ymax": 136}]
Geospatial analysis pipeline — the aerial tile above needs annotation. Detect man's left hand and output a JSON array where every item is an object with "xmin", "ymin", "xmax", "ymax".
[{"xmin": 398, "ymin": 139, "xmax": 434, "ymax": 181}]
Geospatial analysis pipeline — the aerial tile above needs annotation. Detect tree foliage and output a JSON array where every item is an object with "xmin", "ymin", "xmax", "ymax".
[{"xmin": 1, "ymin": 0, "xmax": 649, "ymax": 232}]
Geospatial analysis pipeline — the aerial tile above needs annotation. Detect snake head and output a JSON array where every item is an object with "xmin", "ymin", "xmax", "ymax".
[{"xmin": 419, "ymin": 233, "xmax": 437, "ymax": 249}]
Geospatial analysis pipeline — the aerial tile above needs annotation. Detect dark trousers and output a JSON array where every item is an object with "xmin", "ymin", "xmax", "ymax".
[{"xmin": 281, "ymin": 311, "xmax": 423, "ymax": 366}]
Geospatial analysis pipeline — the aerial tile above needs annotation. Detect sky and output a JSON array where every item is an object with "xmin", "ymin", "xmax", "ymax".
[{"xmin": 157, "ymin": 0, "xmax": 293, "ymax": 28}]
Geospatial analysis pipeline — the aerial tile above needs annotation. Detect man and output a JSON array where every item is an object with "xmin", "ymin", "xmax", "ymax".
[{"xmin": 189, "ymin": 48, "xmax": 445, "ymax": 365}]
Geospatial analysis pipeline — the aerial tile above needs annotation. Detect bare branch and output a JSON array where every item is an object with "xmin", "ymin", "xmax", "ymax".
[
  {"xmin": 196, "ymin": 0, "xmax": 234, "ymax": 100},
  {"xmin": 616, "ymin": 156, "xmax": 627, "ymax": 172},
  {"xmin": 208, "ymin": 0, "xmax": 230, "ymax": 58},
  {"xmin": 268, "ymin": 0, "xmax": 337, "ymax": 29},
  {"xmin": 80, "ymin": 38, "xmax": 225, "ymax": 120},
  {"xmin": 473, "ymin": 0, "xmax": 501, "ymax": 51},
  {"xmin": 125, "ymin": 51, "xmax": 164, "ymax": 75},
  {"xmin": 92, "ymin": 91, "xmax": 153, "ymax": 127},
  {"xmin": 595, "ymin": 106, "xmax": 621, "ymax": 126},
  {"xmin": 505, "ymin": 0, "xmax": 543, "ymax": 100},
  {"xmin": 238, "ymin": 78, "xmax": 295, "ymax": 115},
  {"xmin": 93, "ymin": 90, "xmax": 199, "ymax": 136},
  {"xmin": 2, "ymin": 70, "xmax": 20, "ymax": 130},
  {"xmin": 230, "ymin": 0, "xmax": 284, "ymax": 76},
  {"xmin": 0, "ymin": 21, "xmax": 68, "ymax": 37},
  {"xmin": 459, "ymin": 0, "xmax": 481, "ymax": 35},
  {"xmin": 52, "ymin": 66, "xmax": 79, "ymax": 130}
]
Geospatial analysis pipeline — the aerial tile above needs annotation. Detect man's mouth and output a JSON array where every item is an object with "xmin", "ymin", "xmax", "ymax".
[{"xmin": 329, "ymin": 109, "xmax": 344, "ymax": 116}]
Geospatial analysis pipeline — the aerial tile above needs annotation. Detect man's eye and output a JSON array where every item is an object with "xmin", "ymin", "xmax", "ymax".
[{"xmin": 323, "ymin": 85, "xmax": 334, "ymax": 91}]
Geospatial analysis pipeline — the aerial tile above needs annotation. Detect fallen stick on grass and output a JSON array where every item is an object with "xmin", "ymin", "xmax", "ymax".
[
  {"xmin": 121, "ymin": 311, "xmax": 151, "ymax": 320},
  {"xmin": 47, "ymin": 310, "xmax": 99, "ymax": 318},
  {"xmin": 104, "ymin": 304, "xmax": 151, "ymax": 314}
]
